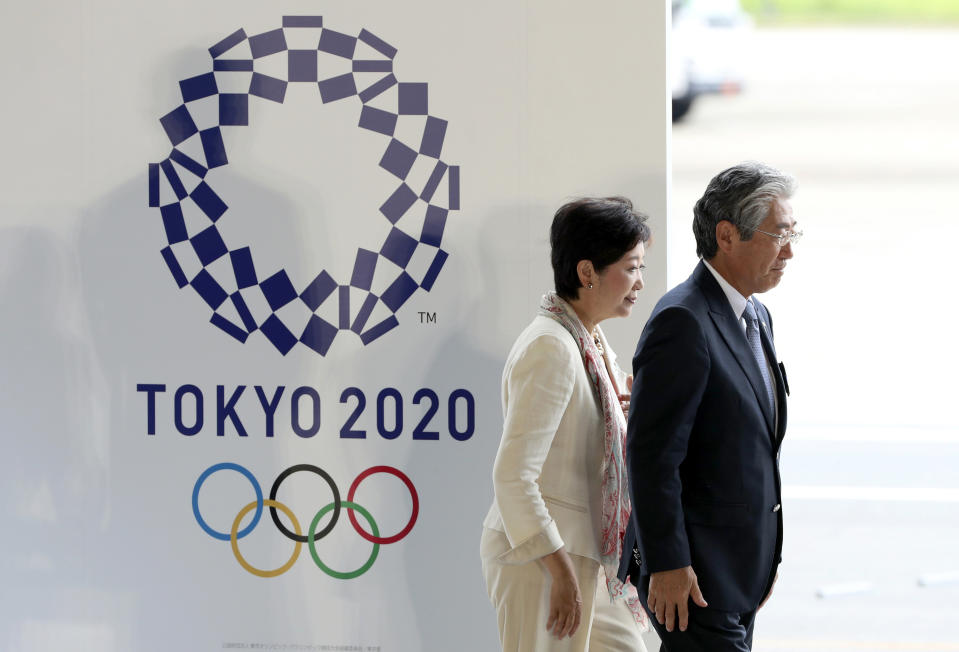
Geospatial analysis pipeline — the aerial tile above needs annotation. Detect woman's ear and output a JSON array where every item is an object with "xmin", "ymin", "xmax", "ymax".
[{"xmin": 576, "ymin": 260, "xmax": 594, "ymax": 289}]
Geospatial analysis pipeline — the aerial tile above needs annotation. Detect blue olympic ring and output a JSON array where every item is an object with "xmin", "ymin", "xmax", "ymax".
[{"xmin": 192, "ymin": 462, "xmax": 264, "ymax": 541}]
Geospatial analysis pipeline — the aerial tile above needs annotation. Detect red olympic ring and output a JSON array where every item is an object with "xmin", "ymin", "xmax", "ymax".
[{"xmin": 347, "ymin": 465, "xmax": 419, "ymax": 544}]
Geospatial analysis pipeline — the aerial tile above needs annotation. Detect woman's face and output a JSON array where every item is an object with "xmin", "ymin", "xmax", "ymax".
[{"xmin": 592, "ymin": 241, "xmax": 646, "ymax": 322}]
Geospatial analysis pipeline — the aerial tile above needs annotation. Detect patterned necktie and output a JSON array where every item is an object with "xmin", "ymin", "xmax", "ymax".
[{"xmin": 743, "ymin": 299, "xmax": 775, "ymax": 410}]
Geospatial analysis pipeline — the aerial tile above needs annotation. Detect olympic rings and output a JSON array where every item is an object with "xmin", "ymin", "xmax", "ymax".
[
  {"xmin": 347, "ymin": 465, "xmax": 419, "ymax": 544},
  {"xmin": 192, "ymin": 463, "xmax": 416, "ymax": 578}
]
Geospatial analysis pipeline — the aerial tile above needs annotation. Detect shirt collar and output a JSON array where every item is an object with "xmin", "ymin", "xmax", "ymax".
[{"xmin": 702, "ymin": 258, "xmax": 750, "ymax": 320}]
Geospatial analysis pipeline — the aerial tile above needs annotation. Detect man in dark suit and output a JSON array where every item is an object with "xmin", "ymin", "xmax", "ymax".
[{"xmin": 619, "ymin": 162, "xmax": 798, "ymax": 650}]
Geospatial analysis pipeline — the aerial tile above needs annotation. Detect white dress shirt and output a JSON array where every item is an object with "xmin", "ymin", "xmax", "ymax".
[
  {"xmin": 702, "ymin": 258, "xmax": 779, "ymax": 417},
  {"xmin": 703, "ymin": 259, "xmax": 749, "ymax": 328}
]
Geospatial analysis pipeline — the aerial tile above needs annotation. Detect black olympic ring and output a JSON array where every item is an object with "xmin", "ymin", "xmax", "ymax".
[{"xmin": 269, "ymin": 463, "xmax": 341, "ymax": 543}]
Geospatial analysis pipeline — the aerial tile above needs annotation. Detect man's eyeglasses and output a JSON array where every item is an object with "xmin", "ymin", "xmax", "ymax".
[{"xmin": 754, "ymin": 228, "xmax": 803, "ymax": 248}]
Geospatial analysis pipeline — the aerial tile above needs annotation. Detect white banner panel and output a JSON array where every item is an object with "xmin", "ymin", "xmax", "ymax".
[{"xmin": 0, "ymin": 1, "xmax": 667, "ymax": 650}]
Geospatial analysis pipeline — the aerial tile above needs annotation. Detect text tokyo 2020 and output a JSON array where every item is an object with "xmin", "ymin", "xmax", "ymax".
[{"xmin": 136, "ymin": 384, "xmax": 475, "ymax": 441}]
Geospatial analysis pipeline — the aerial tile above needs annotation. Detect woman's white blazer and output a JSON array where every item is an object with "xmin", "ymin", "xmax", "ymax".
[{"xmin": 483, "ymin": 315, "xmax": 624, "ymax": 565}]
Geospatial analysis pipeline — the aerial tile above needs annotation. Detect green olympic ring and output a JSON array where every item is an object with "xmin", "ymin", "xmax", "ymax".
[{"xmin": 309, "ymin": 501, "xmax": 379, "ymax": 579}]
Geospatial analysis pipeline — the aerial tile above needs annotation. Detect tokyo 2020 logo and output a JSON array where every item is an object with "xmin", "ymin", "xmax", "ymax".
[
  {"xmin": 193, "ymin": 462, "xmax": 418, "ymax": 578},
  {"xmin": 148, "ymin": 16, "xmax": 459, "ymax": 356}
]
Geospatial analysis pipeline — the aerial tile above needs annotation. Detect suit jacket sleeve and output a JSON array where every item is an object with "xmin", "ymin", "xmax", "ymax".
[
  {"xmin": 491, "ymin": 333, "xmax": 576, "ymax": 564},
  {"xmin": 628, "ymin": 305, "xmax": 710, "ymax": 573}
]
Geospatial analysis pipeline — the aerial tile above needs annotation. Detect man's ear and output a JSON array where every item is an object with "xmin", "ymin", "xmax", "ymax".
[{"xmin": 715, "ymin": 220, "xmax": 738, "ymax": 254}]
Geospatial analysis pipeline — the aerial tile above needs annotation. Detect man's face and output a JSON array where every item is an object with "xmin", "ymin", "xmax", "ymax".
[{"xmin": 729, "ymin": 198, "xmax": 796, "ymax": 296}]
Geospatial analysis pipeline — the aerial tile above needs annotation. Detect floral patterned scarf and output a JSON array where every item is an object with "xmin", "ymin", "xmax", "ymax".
[{"xmin": 539, "ymin": 292, "xmax": 648, "ymax": 629}]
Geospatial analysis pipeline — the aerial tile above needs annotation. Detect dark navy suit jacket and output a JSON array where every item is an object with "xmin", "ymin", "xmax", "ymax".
[{"xmin": 618, "ymin": 261, "xmax": 788, "ymax": 613}]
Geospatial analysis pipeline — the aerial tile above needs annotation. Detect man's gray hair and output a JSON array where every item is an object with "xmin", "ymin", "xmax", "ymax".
[{"xmin": 693, "ymin": 161, "xmax": 796, "ymax": 259}]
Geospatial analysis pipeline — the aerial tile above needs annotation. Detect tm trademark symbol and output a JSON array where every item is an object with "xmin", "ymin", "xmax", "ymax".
[{"xmin": 419, "ymin": 312, "xmax": 437, "ymax": 324}]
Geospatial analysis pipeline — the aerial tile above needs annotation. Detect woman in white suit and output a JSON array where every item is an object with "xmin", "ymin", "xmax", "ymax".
[{"xmin": 481, "ymin": 197, "xmax": 652, "ymax": 651}]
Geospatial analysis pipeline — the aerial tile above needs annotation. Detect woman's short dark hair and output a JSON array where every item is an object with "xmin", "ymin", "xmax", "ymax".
[{"xmin": 550, "ymin": 197, "xmax": 651, "ymax": 301}]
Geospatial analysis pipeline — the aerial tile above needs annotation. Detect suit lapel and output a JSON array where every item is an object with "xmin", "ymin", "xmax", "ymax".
[
  {"xmin": 757, "ymin": 309, "xmax": 788, "ymax": 447},
  {"xmin": 694, "ymin": 264, "xmax": 776, "ymax": 435}
]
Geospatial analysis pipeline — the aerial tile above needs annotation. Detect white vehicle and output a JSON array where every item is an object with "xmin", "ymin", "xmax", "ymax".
[{"xmin": 671, "ymin": 0, "xmax": 753, "ymax": 121}]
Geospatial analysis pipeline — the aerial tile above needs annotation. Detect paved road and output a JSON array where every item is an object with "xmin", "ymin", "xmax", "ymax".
[{"xmin": 662, "ymin": 27, "xmax": 959, "ymax": 651}]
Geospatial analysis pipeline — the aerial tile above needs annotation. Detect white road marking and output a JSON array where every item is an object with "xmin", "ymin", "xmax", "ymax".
[{"xmin": 783, "ymin": 485, "xmax": 959, "ymax": 502}]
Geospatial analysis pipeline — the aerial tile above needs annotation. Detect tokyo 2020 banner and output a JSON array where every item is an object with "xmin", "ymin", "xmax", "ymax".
[{"xmin": 0, "ymin": 2, "xmax": 667, "ymax": 651}]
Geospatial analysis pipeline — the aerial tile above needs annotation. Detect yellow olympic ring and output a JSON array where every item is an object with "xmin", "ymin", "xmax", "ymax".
[{"xmin": 230, "ymin": 499, "xmax": 301, "ymax": 578}]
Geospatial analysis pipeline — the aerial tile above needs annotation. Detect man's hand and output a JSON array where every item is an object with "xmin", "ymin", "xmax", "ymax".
[
  {"xmin": 647, "ymin": 566, "xmax": 708, "ymax": 632},
  {"xmin": 542, "ymin": 548, "xmax": 583, "ymax": 639},
  {"xmin": 759, "ymin": 572, "xmax": 778, "ymax": 610}
]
